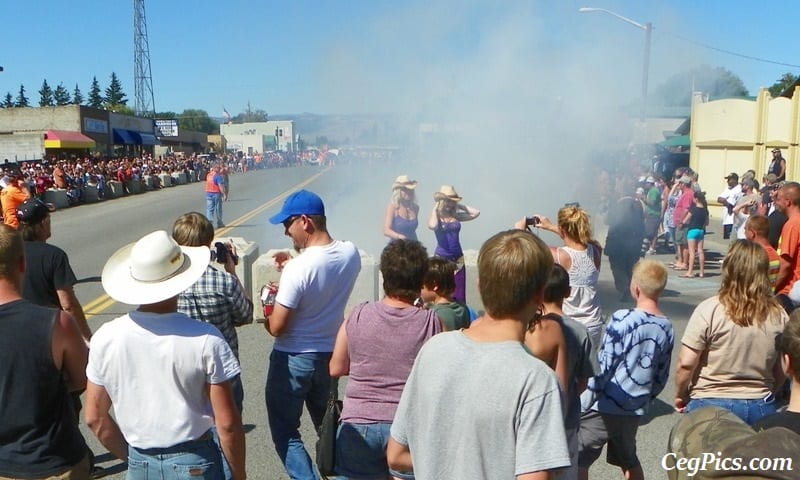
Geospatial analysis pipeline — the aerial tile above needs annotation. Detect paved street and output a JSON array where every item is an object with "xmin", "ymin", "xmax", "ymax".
[{"xmin": 61, "ymin": 163, "xmax": 734, "ymax": 479}]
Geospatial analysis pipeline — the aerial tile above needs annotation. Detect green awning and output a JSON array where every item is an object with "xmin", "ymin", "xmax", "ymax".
[{"xmin": 659, "ymin": 134, "xmax": 690, "ymax": 148}]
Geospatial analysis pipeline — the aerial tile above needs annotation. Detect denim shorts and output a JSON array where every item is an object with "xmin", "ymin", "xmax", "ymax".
[
  {"xmin": 686, "ymin": 395, "xmax": 777, "ymax": 426},
  {"xmin": 127, "ymin": 431, "xmax": 224, "ymax": 480},
  {"xmin": 334, "ymin": 422, "xmax": 414, "ymax": 480}
]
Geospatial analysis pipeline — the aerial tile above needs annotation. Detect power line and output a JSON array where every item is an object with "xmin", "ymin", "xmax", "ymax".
[{"xmin": 664, "ymin": 31, "xmax": 800, "ymax": 69}]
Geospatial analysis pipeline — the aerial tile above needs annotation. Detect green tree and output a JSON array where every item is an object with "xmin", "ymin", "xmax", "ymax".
[
  {"xmin": 178, "ymin": 109, "xmax": 219, "ymax": 134},
  {"xmin": 104, "ymin": 72, "xmax": 128, "ymax": 111},
  {"xmin": 2, "ymin": 93, "xmax": 13, "ymax": 108},
  {"xmin": 38, "ymin": 79, "xmax": 54, "ymax": 107},
  {"xmin": 232, "ymin": 108, "xmax": 269, "ymax": 123},
  {"xmin": 768, "ymin": 72, "xmax": 799, "ymax": 97},
  {"xmin": 88, "ymin": 77, "xmax": 103, "ymax": 108},
  {"xmin": 54, "ymin": 83, "xmax": 71, "ymax": 106},
  {"xmin": 15, "ymin": 85, "xmax": 29, "ymax": 107},
  {"xmin": 651, "ymin": 64, "xmax": 749, "ymax": 107},
  {"xmin": 72, "ymin": 83, "xmax": 84, "ymax": 105}
]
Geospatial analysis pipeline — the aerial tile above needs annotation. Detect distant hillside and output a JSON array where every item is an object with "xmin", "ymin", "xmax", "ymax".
[{"xmin": 270, "ymin": 113, "xmax": 413, "ymax": 147}]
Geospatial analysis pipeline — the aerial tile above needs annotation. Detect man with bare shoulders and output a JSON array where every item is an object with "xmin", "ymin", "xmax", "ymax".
[{"xmin": 0, "ymin": 224, "xmax": 91, "ymax": 479}]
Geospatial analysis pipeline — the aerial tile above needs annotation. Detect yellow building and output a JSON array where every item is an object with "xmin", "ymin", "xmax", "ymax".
[{"xmin": 690, "ymin": 88, "xmax": 798, "ymax": 187}]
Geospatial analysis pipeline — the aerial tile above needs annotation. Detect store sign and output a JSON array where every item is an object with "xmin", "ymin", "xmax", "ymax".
[
  {"xmin": 84, "ymin": 118, "xmax": 108, "ymax": 134},
  {"xmin": 155, "ymin": 119, "xmax": 179, "ymax": 137}
]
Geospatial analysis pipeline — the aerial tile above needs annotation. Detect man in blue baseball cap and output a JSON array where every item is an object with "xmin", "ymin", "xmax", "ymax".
[{"xmin": 264, "ymin": 189, "xmax": 361, "ymax": 479}]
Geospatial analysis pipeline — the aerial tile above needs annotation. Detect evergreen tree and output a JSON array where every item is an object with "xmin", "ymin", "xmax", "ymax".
[
  {"xmin": 72, "ymin": 83, "xmax": 84, "ymax": 105},
  {"xmin": 104, "ymin": 72, "xmax": 128, "ymax": 111},
  {"xmin": 38, "ymin": 79, "xmax": 54, "ymax": 107},
  {"xmin": 54, "ymin": 83, "xmax": 71, "ymax": 106},
  {"xmin": 2, "ymin": 93, "xmax": 13, "ymax": 108},
  {"xmin": 88, "ymin": 76, "xmax": 103, "ymax": 108},
  {"xmin": 15, "ymin": 85, "xmax": 29, "ymax": 107}
]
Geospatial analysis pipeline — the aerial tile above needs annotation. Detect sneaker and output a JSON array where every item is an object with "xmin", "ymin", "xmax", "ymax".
[{"xmin": 647, "ymin": 249, "xmax": 657, "ymax": 255}]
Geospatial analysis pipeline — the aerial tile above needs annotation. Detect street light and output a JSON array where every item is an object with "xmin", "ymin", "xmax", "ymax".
[{"xmin": 579, "ymin": 7, "xmax": 652, "ymax": 122}]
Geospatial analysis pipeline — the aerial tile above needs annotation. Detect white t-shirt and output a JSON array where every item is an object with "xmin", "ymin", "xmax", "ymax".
[
  {"xmin": 86, "ymin": 311, "xmax": 240, "ymax": 449},
  {"xmin": 274, "ymin": 240, "xmax": 361, "ymax": 353},
  {"xmin": 718, "ymin": 184, "xmax": 742, "ymax": 226}
]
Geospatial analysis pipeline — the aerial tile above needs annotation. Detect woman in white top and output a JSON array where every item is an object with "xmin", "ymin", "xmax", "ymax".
[{"xmin": 533, "ymin": 205, "xmax": 604, "ymax": 348}]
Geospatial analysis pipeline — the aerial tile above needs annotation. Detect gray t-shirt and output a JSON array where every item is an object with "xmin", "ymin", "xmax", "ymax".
[
  {"xmin": 560, "ymin": 315, "xmax": 600, "ymax": 430},
  {"xmin": 391, "ymin": 331, "xmax": 570, "ymax": 479}
]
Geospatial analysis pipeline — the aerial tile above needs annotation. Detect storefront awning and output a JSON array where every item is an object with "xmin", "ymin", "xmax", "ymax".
[
  {"xmin": 113, "ymin": 128, "xmax": 139, "ymax": 145},
  {"xmin": 44, "ymin": 130, "xmax": 96, "ymax": 149},
  {"xmin": 135, "ymin": 132, "xmax": 159, "ymax": 146}
]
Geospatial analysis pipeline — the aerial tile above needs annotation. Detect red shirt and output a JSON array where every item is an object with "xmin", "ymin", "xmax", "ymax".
[{"xmin": 673, "ymin": 188, "xmax": 694, "ymax": 225}]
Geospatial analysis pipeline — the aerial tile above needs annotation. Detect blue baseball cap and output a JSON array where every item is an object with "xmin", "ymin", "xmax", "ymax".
[{"xmin": 269, "ymin": 190, "xmax": 325, "ymax": 225}]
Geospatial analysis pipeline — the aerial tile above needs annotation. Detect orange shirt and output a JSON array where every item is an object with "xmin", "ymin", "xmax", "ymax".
[
  {"xmin": 1, "ymin": 184, "xmax": 30, "ymax": 229},
  {"xmin": 777, "ymin": 215, "xmax": 800, "ymax": 295}
]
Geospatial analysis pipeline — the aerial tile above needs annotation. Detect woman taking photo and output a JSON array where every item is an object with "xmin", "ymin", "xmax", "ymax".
[
  {"xmin": 428, "ymin": 185, "xmax": 480, "ymax": 304},
  {"xmin": 530, "ymin": 205, "xmax": 603, "ymax": 348},
  {"xmin": 674, "ymin": 240, "xmax": 788, "ymax": 425},
  {"xmin": 383, "ymin": 175, "xmax": 419, "ymax": 242},
  {"xmin": 329, "ymin": 239, "xmax": 441, "ymax": 479}
]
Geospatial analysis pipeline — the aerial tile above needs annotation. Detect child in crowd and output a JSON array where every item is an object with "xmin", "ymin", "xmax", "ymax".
[
  {"xmin": 532, "ymin": 264, "xmax": 599, "ymax": 480},
  {"xmin": 579, "ymin": 260, "xmax": 674, "ymax": 480},
  {"xmin": 387, "ymin": 230, "xmax": 570, "ymax": 479},
  {"xmin": 420, "ymin": 256, "xmax": 471, "ymax": 331},
  {"xmin": 745, "ymin": 215, "xmax": 783, "ymax": 291}
]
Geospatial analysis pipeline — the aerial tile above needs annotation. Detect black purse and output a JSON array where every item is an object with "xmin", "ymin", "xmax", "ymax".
[{"xmin": 315, "ymin": 387, "xmax": 342, "ymax": 478}]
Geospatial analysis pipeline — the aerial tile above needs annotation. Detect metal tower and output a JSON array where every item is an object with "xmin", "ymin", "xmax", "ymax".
[{"xmin": 134, "ymin": 0, "xmax": 156, "ymax": 117}]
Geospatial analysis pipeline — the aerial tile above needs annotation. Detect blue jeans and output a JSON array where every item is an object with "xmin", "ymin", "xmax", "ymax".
[
  {"xmin": 334, "ymin": 422, "xmax": 415, "ymax": 480},
  {"xmin": 686, "ymin": 394, "xmax": 777, "ymax": 425},
  {"xmin": 127, "ymin": 431, "xmax": 223, "ymax": 480},
  {"xmin": 265, "ymin": 350, "xmax": 332, "ymax": 480},
  {"xmin": 206, "ymin": 193, "xmax": 222, "ymax": 226}
]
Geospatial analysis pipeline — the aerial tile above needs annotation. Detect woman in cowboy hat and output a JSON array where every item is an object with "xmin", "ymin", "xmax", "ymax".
[
  {"xmin": 428, "ymin": 185, "xmax": 480, "ymax": 304},
  {"xmin": 384, "ymin": 174, "xmax": 420, "ymax": 242}
]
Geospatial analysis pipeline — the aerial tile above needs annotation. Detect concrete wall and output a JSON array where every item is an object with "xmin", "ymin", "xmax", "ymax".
[
  {"xmin": 0, "ymin": 105, "xmax": 82, "ymax": 132},
  {"xmin": 0, "ymin": 132, "xmax": 44, "ymax": 162}
]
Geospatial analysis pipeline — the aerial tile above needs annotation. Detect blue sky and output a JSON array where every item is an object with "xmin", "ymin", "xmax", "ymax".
[{"xmin": 2, "ymin": 0, "xmax": 798, "ymax": 117}]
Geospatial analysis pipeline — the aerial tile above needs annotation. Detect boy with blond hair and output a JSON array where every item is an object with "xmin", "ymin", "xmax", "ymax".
[{"xmin": 578, "ymin": 260, "xmax": 674, "ymax": 480}]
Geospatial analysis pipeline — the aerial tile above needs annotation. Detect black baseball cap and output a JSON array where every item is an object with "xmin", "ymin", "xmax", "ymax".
[{"xmin": 16, "ymin": 198, "xmax": 55, "ymax": 224}]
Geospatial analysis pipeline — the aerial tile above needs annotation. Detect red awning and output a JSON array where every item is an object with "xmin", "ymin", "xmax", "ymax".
[{"xmin": 44, "ymin": 130, "xmax": 96, "ymax": 149}]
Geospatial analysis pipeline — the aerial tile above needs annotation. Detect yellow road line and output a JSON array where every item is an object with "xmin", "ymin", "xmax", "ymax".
[{"xmin": 84, "ymin": 169, "xmax": 329, "ymax": 319}]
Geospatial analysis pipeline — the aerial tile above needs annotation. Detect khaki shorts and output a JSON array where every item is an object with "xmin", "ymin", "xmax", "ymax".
[
  {"xmin": 0, "ymin": 453, "xmax": 90, "ymax": 480},
  {"xmin": 578, "ymin": 410, "xmax": 641, "ymax": 470},
  {"xmin": 675, "ymin": 224, "xmax": 689, "ymax": 246}
]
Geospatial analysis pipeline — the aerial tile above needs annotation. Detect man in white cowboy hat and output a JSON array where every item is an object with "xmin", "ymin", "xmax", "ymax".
[
  {"xmin": 84, "ymin": 231, "xmax": 245, "ymax": 480},
  {"xmin": 265, "ymin": 189, "xmax": 361, "ymax": 479},
  {"xmin": 0, "ymin": 224, "xmax": 92, "ymax": 479}
]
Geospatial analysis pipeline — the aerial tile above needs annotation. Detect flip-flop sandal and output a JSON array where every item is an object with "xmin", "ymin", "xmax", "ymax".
[
  {"xmin": 673, "ymin": 267, "xmax": 688, "ymax": 271},
  {"xmin": 679, "ymin": 273, "xmax": 696, "ymax": 278}
]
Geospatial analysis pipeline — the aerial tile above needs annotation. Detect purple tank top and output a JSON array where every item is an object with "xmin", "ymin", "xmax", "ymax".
[
  {"xmin": 434, "ymin": 219, "xmax": 462, "ymax": 260},
  {"xmin": 340, "ymin": 302, "xmax": 441, "ymax": 423},
  {"xmin": 391, "ymin": 214, "xmax": 418, "ymax": 241}
]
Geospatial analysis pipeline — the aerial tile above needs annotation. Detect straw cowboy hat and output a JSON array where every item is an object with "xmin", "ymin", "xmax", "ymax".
[
  {"xmin": 433, "ymin": 185, "xmax": 463, "ymax": 202},
  {"xmin": 392, "ymin": 174, "xmax": 418, "ymax": 190},
  {"xmin": 101, "ymin": 230, "xmax": 210, "ymax": 305}
]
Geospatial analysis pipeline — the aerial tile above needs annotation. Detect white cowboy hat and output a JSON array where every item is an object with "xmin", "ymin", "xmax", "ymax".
[
  {"xmin": 392, "ymin": 174, "xmax": 418, "ymax": 190},
  {"xmin": 433, "ymin": 185, "xmax": 463, "ymax": 202},
  {"xmin": 101, "ymin": 230, "xmax": 210, "ymax": 305}
]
